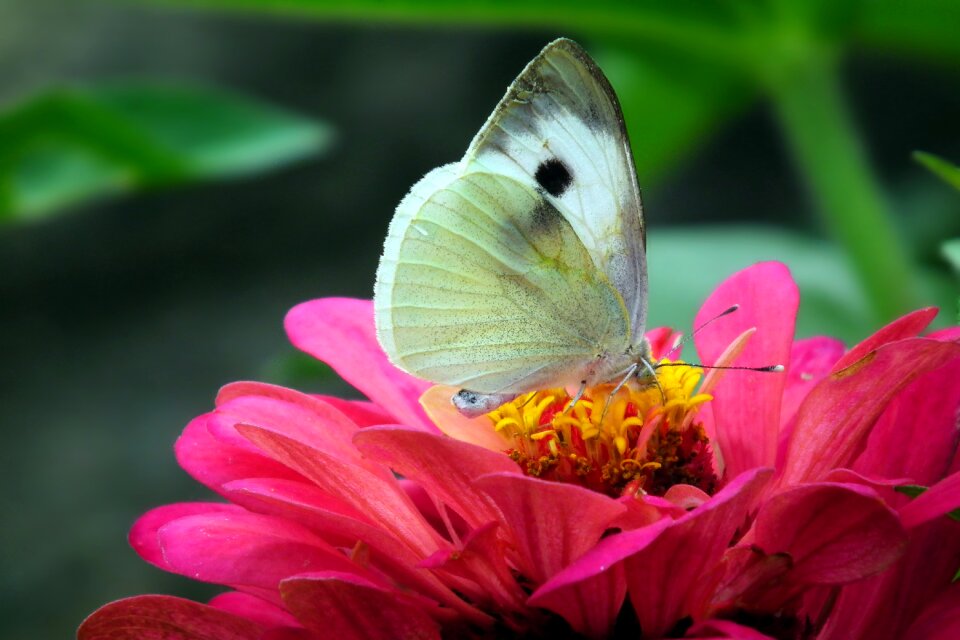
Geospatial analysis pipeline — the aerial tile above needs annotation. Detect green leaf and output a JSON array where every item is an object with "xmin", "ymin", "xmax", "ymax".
[
  {"xmin": 915, "ymin": 151, "xmax": 960, "ymax": 192},
  {"xmin": 943, "ymin": 239, "xmax": 960, "ymax": 273},
  {"xmin": 0, "ymin": 83, "xmax": 333, "ymax": 222},
  {"xmin": 895, "ymin": 484, "xmax": 928, "ymax": 499}
]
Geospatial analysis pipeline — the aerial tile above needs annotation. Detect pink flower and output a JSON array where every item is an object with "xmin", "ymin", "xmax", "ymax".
[{"xmin": 79, "ymin": 263, "xmax": 960, "ymax": 640}]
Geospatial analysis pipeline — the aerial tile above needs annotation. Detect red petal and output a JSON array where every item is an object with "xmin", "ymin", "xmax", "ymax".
[
  {"xmin": 214, "ymin": 382, "xmax": 370, "ymax": 470},
  {"xmin": 222, "ymin": 477, "xmax": 471, "ymax": 615},
  {"xmin": 314, "ymin": 396, "xmax": 394, "ymax": 427},
  {"xmin": 130, "ymin": 502, "xmax": 243, "ymax": 569},
  {"xmin": 752, "ymin": 482, "xmax": 907, "ymax": 584},
  {"xmin": 687, "ymin": 618, "xmax": 778, "ymax": 639},
  {"xmin": 284, "ymin": 298, "xmax": 433, "ymax": 431},
  {"xmin": 899, "ymin": 470, "xmax": 960, "ymax": 529},
  {"xmin": 778, "ymin": 336, "xmax": 845, "ymax": 430},
  {"xmin": 158, "ymin": 511, "xmax": 363, "ymax": 591},
  {"xmin": 175, "ymin": 414, "xmax": 305, "ymax": 493},
  {"xmin": 208, "ymin": 591, "xmax": 300, "ymax": 629},
  {"xmin": 236, "ymin": 423, "xmax": 441, "ymax": 556},
  {"xmin": 854, "ymin": 351, "xmax": 960, "ymax": 487},
  {"xmin": 694, "ymin": 262, "xmax": 798, "ymax": 478},
  {"xmin": 354, "ymin": 426, "xmax": 520, "ymax": 529},
  {"xmin": 624, "ymin": 468, "xmax": 772, "ymax": 637},
  {"xmin": 280, "ymin": 572, "xmax": 442, "ymax": 640},
  {"xmin": 475, "ymin": 473, "xmax": 625, "ymax": 584},
  {"xmin": 532, "ymin": 468, "xmax": 771, "ymax": 638},
  {"xmin": 778, "ymin": 337, "xmax": 960, "ymax": 485},
  {"xmin": 832, "ymin": 307, "xmax": 938, "ymax": 371},
  {"xmin": 646, "ymin": 326, "xmax": 683, "ymax": 359},
  {"xmin": 78, "ymin": 595, "xmax": 263, "ymax": 640},
  {"xmin": 904, "ymin": 585, "xmax": 960, "ymax": 640}
]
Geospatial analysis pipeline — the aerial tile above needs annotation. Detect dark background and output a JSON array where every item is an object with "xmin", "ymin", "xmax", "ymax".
[{"xmin": 2, "ymin": 2, "xmax": 959, "ymax": 638}]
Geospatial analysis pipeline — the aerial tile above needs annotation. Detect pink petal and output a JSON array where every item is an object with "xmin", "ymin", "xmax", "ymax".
[
  {"xmin": 819, "ymin": 515, "xmax": 960, "ymax": 640},
  {"xmin": 904, "ymin": 586, "xmax": 960, "ymax": 640},
  {"xmin": 473, "ymin": 473, "xmax": 627, "ymax": 586},
  {"xmin": 420, "ymin": 384, "xmax": 508, "ymax": 452},
  {"xmin": 778, "ymin": 337, "xmax": 960, "ymax": 485},
  {"xmin": 623, "ymin": 468, "xmax": 773, "ymax": 638},
  {"xmin": 208, "ymin": 591, "xmax": 301, "ymax": 629},
  {"xmin": 752, "ymin": 482, "xmax": 907, "ymax": 584},
  {"xmin": 175, "ymin": 414, "xmax": 305, "ymax": 493},
  {"xmin": 899, "ymin": 470, "xmax": 960, "ymax": 529},
  {"xmin": 353, "ymin": 426, "xmax": 520, "ymax": 529},
  {"xmin": 214, "ymin": 382, "xmax": 371, "ymax": 471},
  {"xmin": 646, "ymin": 326, "xmax": 683, "ymax": 359},
  {"xmin": 475, "ymin": 473, "xmax": 625, "ymax": 584},
  {"xmin": 280, "ymin": 571, "xmax": 442, "ymax": 640},
  {"xmin": 158, "ymin": 511, "xmax": 363, "ymax": 591},
  {"xmin": 832, "ymin": 307, "xmax": 938, "ymax": 371},
  {"xmin": 418, "ymin": 521, "xmax": 527, "ymax": 613},
  {"xmin": 285, "ymin": 298, "xmax": 433, "ymax": 431},
  {"xmin": 533, "ymin": 468, "xmax": 771, "ymax": 639},
  {"xmin": 78, "ymin": 595, "xmax": 263, "ymax": 640},
  {"xmin": 236, "ymin": 423, "xmax": 441, "ymax": 556},
  {"xmin": 694, "ymin": 262, "xmax": 798, "ymax": 478},
  {"xmin": 221, "ymin": 477, "xmax": 472, "ymax": 615},
  {"xmin": 854, "ymin": 351, "xmax": 960, "ymax": 487},
  {"xmin": 778, "ymin": 336, "xmax": 845, "ymax": 430},
  {"xmin": 130, "ymin": 502, "xmax": 243, "ymax": 569},
  {"xmin": 315, "ymin": 395, "xmax": 395, "ymax": 427},
  {"xmin": 527, "ymin": 563, "xmax": 626, "ymax": 640}
]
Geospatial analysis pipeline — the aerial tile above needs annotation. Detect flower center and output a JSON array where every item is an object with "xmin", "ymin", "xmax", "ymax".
[{"xmin": 485, "ymin": 360, "xmax": 717, "ymax": 497}]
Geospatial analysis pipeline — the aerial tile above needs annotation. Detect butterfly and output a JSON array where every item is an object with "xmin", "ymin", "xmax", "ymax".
[{"xmin": 374, "ymin": 38, "xmax": 651, "ymax": 417}]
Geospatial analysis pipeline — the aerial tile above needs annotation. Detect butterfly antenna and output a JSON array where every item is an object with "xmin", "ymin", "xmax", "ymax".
[
  {"xmin": 663, "ymin": 304, "xmax": 740, "ymax": 359},
  {"xmin": 654, "ymin": 362, "xmax": 785, "ymax": 373}
]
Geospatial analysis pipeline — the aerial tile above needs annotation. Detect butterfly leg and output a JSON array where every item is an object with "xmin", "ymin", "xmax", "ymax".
[
  {"xmin": 565, "ymin": 380, "xmax": 588, "ymax": 414},
  {"xmin": 638, "ymin": 357, "xmax": 666, "ymax": 405},
  {"xmin": 598, "ymin": 363, "xmax": 640, "ymax": 422}
]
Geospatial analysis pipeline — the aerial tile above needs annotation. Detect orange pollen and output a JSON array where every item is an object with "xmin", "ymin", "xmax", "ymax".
[{"xmin": 486, "ymin": 360, "xmax": 717, "ymax": 497}]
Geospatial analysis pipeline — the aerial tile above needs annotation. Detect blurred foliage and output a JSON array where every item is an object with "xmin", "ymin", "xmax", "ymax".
[
  {"xmin": 915, "ymin": 151, "xmax": 960, "ymax": 191},
  {"xmin": 138, "ymin": 0, "xmax": 960, "ymax": 323},
  {"xmin": 0, "ymin": 82, "xmax": 333, "ymax": 221}
]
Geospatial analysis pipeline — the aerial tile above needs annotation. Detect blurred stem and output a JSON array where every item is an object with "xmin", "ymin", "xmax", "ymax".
[{"xmin": 769, "ymin": 56, "xmax": 919, "ymax": 321}]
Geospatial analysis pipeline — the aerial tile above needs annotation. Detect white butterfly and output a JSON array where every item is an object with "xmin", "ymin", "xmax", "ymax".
[{"xmin": 374, "ymin": 38, "xmax": 650, "ymax": 416}]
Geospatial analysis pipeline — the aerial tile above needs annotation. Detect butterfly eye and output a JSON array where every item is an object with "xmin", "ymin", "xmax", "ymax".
[{"xmin": 535, "ymin": 158, "xmax": 573, "ymax": 197}]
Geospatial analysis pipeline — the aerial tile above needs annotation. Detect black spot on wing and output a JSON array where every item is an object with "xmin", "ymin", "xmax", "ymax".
[{"xmin": 535, "ymin": 158, "xmax": 573, "ymax": 198}]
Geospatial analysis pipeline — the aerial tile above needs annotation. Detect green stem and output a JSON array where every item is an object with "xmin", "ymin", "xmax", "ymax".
[{"xmin": 769, "ymin": 55, "xmax": 919, "ymax": 321}]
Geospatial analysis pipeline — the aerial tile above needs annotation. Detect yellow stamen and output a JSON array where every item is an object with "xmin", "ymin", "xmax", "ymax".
[{"xmin": 485, "ymin": 359, "xmax": 718, "ymax": 497}]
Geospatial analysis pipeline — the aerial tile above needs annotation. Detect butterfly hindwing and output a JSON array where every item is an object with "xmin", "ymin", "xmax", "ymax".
[{"xmin": 375, "ymin": 170, "xmax": 629, "ymax": 394}]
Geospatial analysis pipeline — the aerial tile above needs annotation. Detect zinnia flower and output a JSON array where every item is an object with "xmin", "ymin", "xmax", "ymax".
[{"xmin": 79, "ymin": 262, "xmax": 960, "ymax": 640}]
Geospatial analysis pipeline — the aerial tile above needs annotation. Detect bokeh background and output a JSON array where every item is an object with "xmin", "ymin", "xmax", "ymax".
[{"xmin": 2, "ymin": 1, "xmax": 960, "ymax": 638}]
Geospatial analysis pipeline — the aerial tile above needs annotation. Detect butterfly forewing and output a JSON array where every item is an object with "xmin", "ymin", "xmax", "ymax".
[{"xmin": 463, "ymin": 38, "xmax": 648, "ymax": 335}]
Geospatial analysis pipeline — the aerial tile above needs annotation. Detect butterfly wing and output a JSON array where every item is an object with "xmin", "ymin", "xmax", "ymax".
[
  {"xmin": 464, "ymin": 38, "xmax": 648, "ymax": 335},
  {"xmin": 374, "ymin": 38, "xmax": 645, "ymax": 394},
  {"xmin": 375, "ymin": 168, "xmax": 629, "ymax": 394}
]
